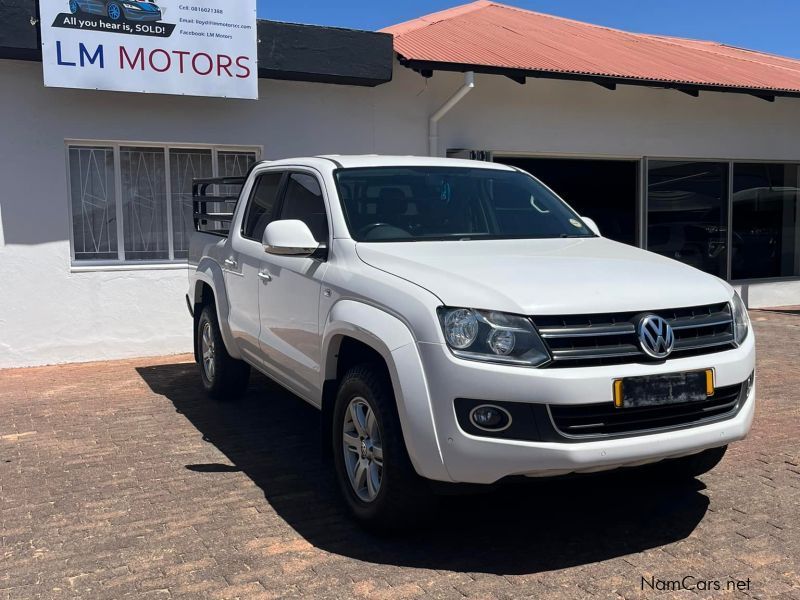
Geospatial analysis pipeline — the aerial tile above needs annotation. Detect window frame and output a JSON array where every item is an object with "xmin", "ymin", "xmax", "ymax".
[
  {"xmin": 645, "ymin": 156, "xmax": 800, "ymax": 284},
  {"xmin": 644, "ymin": 158, "xmax": 731, "ymax": 281},
  {"xmin": 730, "ymin": 161, "xmax": 800, "ymax": 282},
  {"xmin": 65, "ymin": 139, "xmax": 261, "ymax": 271}
]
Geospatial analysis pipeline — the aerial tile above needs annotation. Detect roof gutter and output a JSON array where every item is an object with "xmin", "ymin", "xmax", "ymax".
[{"xmin": 429, "ymin": 71, "xmax": 475, "ymax": 156}]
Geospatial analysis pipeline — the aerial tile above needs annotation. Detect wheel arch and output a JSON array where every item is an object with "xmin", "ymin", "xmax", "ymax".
[
  {"xmin": 320, "ymin": 300, "xmax": 450, "ymax": 482},
  {"xmin": 190, "ymin": 259, "xmax": 241, "ymax": 361}
]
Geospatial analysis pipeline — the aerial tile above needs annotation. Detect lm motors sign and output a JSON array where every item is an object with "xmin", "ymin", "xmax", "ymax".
[{"xmin": 40, "ymin": 0, "xmax": 258, "ymax": 99}]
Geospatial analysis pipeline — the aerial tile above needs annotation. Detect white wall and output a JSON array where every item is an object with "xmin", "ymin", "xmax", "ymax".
[
  {"xmin": 0, "ymin": 60, "xmax": 426, "ymax": 369},
  {"xmin": 1, "ymin": 59, "xmax": 797, "ymax": 368},
  {"xmin": 427, "ymin": 70, "xmax": 800, "ymax": 161}
]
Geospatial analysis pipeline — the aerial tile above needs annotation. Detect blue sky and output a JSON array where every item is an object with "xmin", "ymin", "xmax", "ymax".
[{"xmin": 258, "ymin": 0, "xmax": 800, "ymax": 59}]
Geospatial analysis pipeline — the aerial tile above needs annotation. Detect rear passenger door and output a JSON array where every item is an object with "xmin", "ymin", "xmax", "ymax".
[
  {"xmin": 257, "ymin": 171, "xmax": 330, "ymax": 402},
  {"xmin": 225, "ymin": 170, "xmax": 285, "ymax": 364}
]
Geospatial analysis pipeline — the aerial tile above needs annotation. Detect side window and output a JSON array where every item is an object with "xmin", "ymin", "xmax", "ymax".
[
  {"xmin": 280, "ymin": 173, "xmax": 330, "ymax": 243},
  {"xmin": 242, "ymin": 171, "xmax": 283, "ymax": 241}
]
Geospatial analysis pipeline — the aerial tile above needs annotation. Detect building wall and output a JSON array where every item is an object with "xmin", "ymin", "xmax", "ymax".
[
  {"xmin": 428, "ymin": 70, "xmax": 800, "ymax": 161},
  {"xmin": 1, "ymin": 59, "xmax": 797, "ymax": 368},
  {"xmin": 0, "ymin": 60, "xmax": 426, "ymax": 369}
]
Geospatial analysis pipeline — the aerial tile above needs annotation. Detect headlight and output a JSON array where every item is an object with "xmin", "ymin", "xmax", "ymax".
[
  {"xmin": 438, "ymin": 307, "xmax": 550, "ymax": 366},
  {"xmin": 123, "ymin": 3, "xmax": 142, "ymax": 9},
  {"xmin": 731, "ymin": 291, "xmax": 750, "ymax": 346},
  {"xmin": 442, "ymin": 308, "xmax": 479, "ymax": 349}
]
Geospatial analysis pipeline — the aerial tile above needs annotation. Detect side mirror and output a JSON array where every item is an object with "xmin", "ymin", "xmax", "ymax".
[
  {"xmin": 581, "ymin": 217, "xmax": 601, "ymax": 236},
  {"xmin": 263, "ymin": 220, "xmax": 319, "ymax": 257}
]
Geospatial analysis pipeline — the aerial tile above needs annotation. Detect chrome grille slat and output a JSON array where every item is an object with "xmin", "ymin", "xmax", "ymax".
[
  {"xmin": 674, "ymin": 335, "xmax": 735, "ymax": 351},
  {"xmin": 533, "ymin": 302, "xmax": 735, "ymax": 367},
  {"xmin": 669, "ymin": 312, "xmax": 733, "ymax": 330},
  {"xmin": 539, "ymin": 323, "xmax": 635, "ymax": 338},
  {"xmin": 551, "ymin": 345, "xmax": 641, "ymax": 361}
]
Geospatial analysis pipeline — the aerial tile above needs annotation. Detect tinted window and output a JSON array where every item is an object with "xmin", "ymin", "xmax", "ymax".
[
  {"xmin": 647, "ymin": 161, "xmax": 729, "ymax": 278},
  {"xmin": 242, "ymin": 172, "xmax": 283, "ymax": 241},
  {"xmin": 732, "ymin": 163, "xmax": 800, "ymax": 280},
  {"xmin": 280, "ymin": 173, "xmax": 329, "ymax": 243},
  {"xmin": 334, "ymin": 167, "xmax": 593, "ymax": 242}
]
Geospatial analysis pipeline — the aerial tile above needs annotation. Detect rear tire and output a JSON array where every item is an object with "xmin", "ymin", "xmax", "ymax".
[
  {"xmin": 654, "ymin": 445, "xmax": 728, "ymax": 479},
  {"xmin": 332, "ymin": 364, "xmax": 433, "ymax": 531},
  {"xmin": 197, "ymin": 304, "xmax": 250, "ymax": 401}
]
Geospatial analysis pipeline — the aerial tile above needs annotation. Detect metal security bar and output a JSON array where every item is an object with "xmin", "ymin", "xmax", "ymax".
[{"xmin": 192, "ymin": 177, "xmax": 247, "ymax": 236}]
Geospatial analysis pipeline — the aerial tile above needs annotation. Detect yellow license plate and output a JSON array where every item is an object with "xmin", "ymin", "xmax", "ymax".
[{"xmin": 614, "ymin": 369, "xmax": 714, "ymax": 409}]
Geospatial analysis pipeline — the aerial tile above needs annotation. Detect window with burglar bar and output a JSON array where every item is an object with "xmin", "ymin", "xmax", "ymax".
[{"xmin": 67, "ymin": 142, "xmax": 259, "ymax": 264}]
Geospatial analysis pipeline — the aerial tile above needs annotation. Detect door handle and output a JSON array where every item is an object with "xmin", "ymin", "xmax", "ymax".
[
  {"xmin": 224, "ymin": 258, "xmax": 237, "ymax": 268},
  {"xmin": 258, "ymin": 271, "xmax": 272, "ymax": 282}
]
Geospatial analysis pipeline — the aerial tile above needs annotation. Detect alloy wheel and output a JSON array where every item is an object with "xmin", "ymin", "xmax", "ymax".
[
  {"xmin": 342, "ymin": 397, "xmax": 383, "ymax": 502},
  {"xmin": 201, "ymin": 321, "xmax": 215, "ymax": 382}
]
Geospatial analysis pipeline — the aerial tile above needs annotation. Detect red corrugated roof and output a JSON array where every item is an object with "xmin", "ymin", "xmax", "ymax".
[{"xmin": 381, "ymin": 1, "xmax": 800, "ymax": 95}]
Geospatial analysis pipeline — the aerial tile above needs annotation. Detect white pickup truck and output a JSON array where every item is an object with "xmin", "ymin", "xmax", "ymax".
[{"xmin": 187, "ymin": 155, "xmax": 755, "ymax": 528}]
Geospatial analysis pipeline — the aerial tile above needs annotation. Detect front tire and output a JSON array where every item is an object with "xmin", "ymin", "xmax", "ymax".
[
  {"xmin": 196, "ymin": 305, "xmax": 250, "ymax": 401},
  {"xmin": 332, "ymin": 364, "xmax": 432, "ymax": 530},
  {"xmin": 69, "ymin": 0, "xmax": 81, "ymax": 14}
]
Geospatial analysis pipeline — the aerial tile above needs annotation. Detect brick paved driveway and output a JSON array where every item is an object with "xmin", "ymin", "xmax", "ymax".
[{"xmin": 1, "ymin": 311, "xmax": 799, "ymax": 599}]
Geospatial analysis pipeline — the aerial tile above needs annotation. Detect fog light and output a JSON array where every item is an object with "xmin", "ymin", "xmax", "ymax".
[{"xmin": 469, "ymin": 404, "xmax": 512, "ymax": 432}]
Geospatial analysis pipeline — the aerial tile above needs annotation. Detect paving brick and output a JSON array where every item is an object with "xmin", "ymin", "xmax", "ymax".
[{"xmin": 0, "ymin": 311, "xmax": 797, "ymax": 598}]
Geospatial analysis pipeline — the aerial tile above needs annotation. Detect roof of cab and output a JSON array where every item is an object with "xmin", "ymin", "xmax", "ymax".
[{"xmin": 316, "ymin": 155, "xmax": 515, "ymax": 170}]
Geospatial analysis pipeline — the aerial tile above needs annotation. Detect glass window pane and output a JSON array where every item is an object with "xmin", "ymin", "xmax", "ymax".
[
  {"xmin": 217, "ymin": 151, "xmax": 257, "ymax": 206},
  {"xmin": 218, "ymin": 151, "xmax": 257, "ymax": 177},
  {"xmin": 120, "ymin": 147, "xmax": 169, "ymax": 261},
  {"xmin": 68, "ymin": 146, "xmax": 118, "ymax": 261},
  {"xmin": 732, "ymin": 163, "xmax": 800, "ymax": 280},
  {"xmin": 243, "ymin": 172, "xmax": 283, "ymax": 241},
  {"xmin": 281, "ymin": 173, "xmax": 329, "ymax": 243},
  {"xmin": 647, "ymin": 161, "xmax": 729, "ymax": 278},
  {"xmin": 169, "ymin": 149, "xmax": 213, "ymax": 260}
]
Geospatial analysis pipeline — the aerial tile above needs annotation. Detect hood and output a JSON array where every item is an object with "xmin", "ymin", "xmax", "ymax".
[{"xmin": 355, "ymin": 237, "xmax": 733, "ymax": 315}]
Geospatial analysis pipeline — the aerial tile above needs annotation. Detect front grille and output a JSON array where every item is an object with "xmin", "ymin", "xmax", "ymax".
[
  {"xmin": 548, "ymin": 382, "xmax": 744, "ymax": 438},
  {"xmin": 533, "ymin": 303, "xmax": 735, "ymax": 368}
]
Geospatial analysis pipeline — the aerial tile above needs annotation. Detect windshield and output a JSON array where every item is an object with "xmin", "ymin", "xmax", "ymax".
[{"xmin": 334, "ymin": 166, "xmax": 594, "ymax": 242}]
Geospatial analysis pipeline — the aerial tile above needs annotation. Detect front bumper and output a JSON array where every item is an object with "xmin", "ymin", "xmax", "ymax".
[{"xmin": 413, "ymin": 333, "xmax": 756, "ymax": 484}]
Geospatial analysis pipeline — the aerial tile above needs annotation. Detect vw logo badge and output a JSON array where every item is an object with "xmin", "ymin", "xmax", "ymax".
[{"xmin": 637, "ymin": 314, "xmax": 675, "ymax": 359}]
